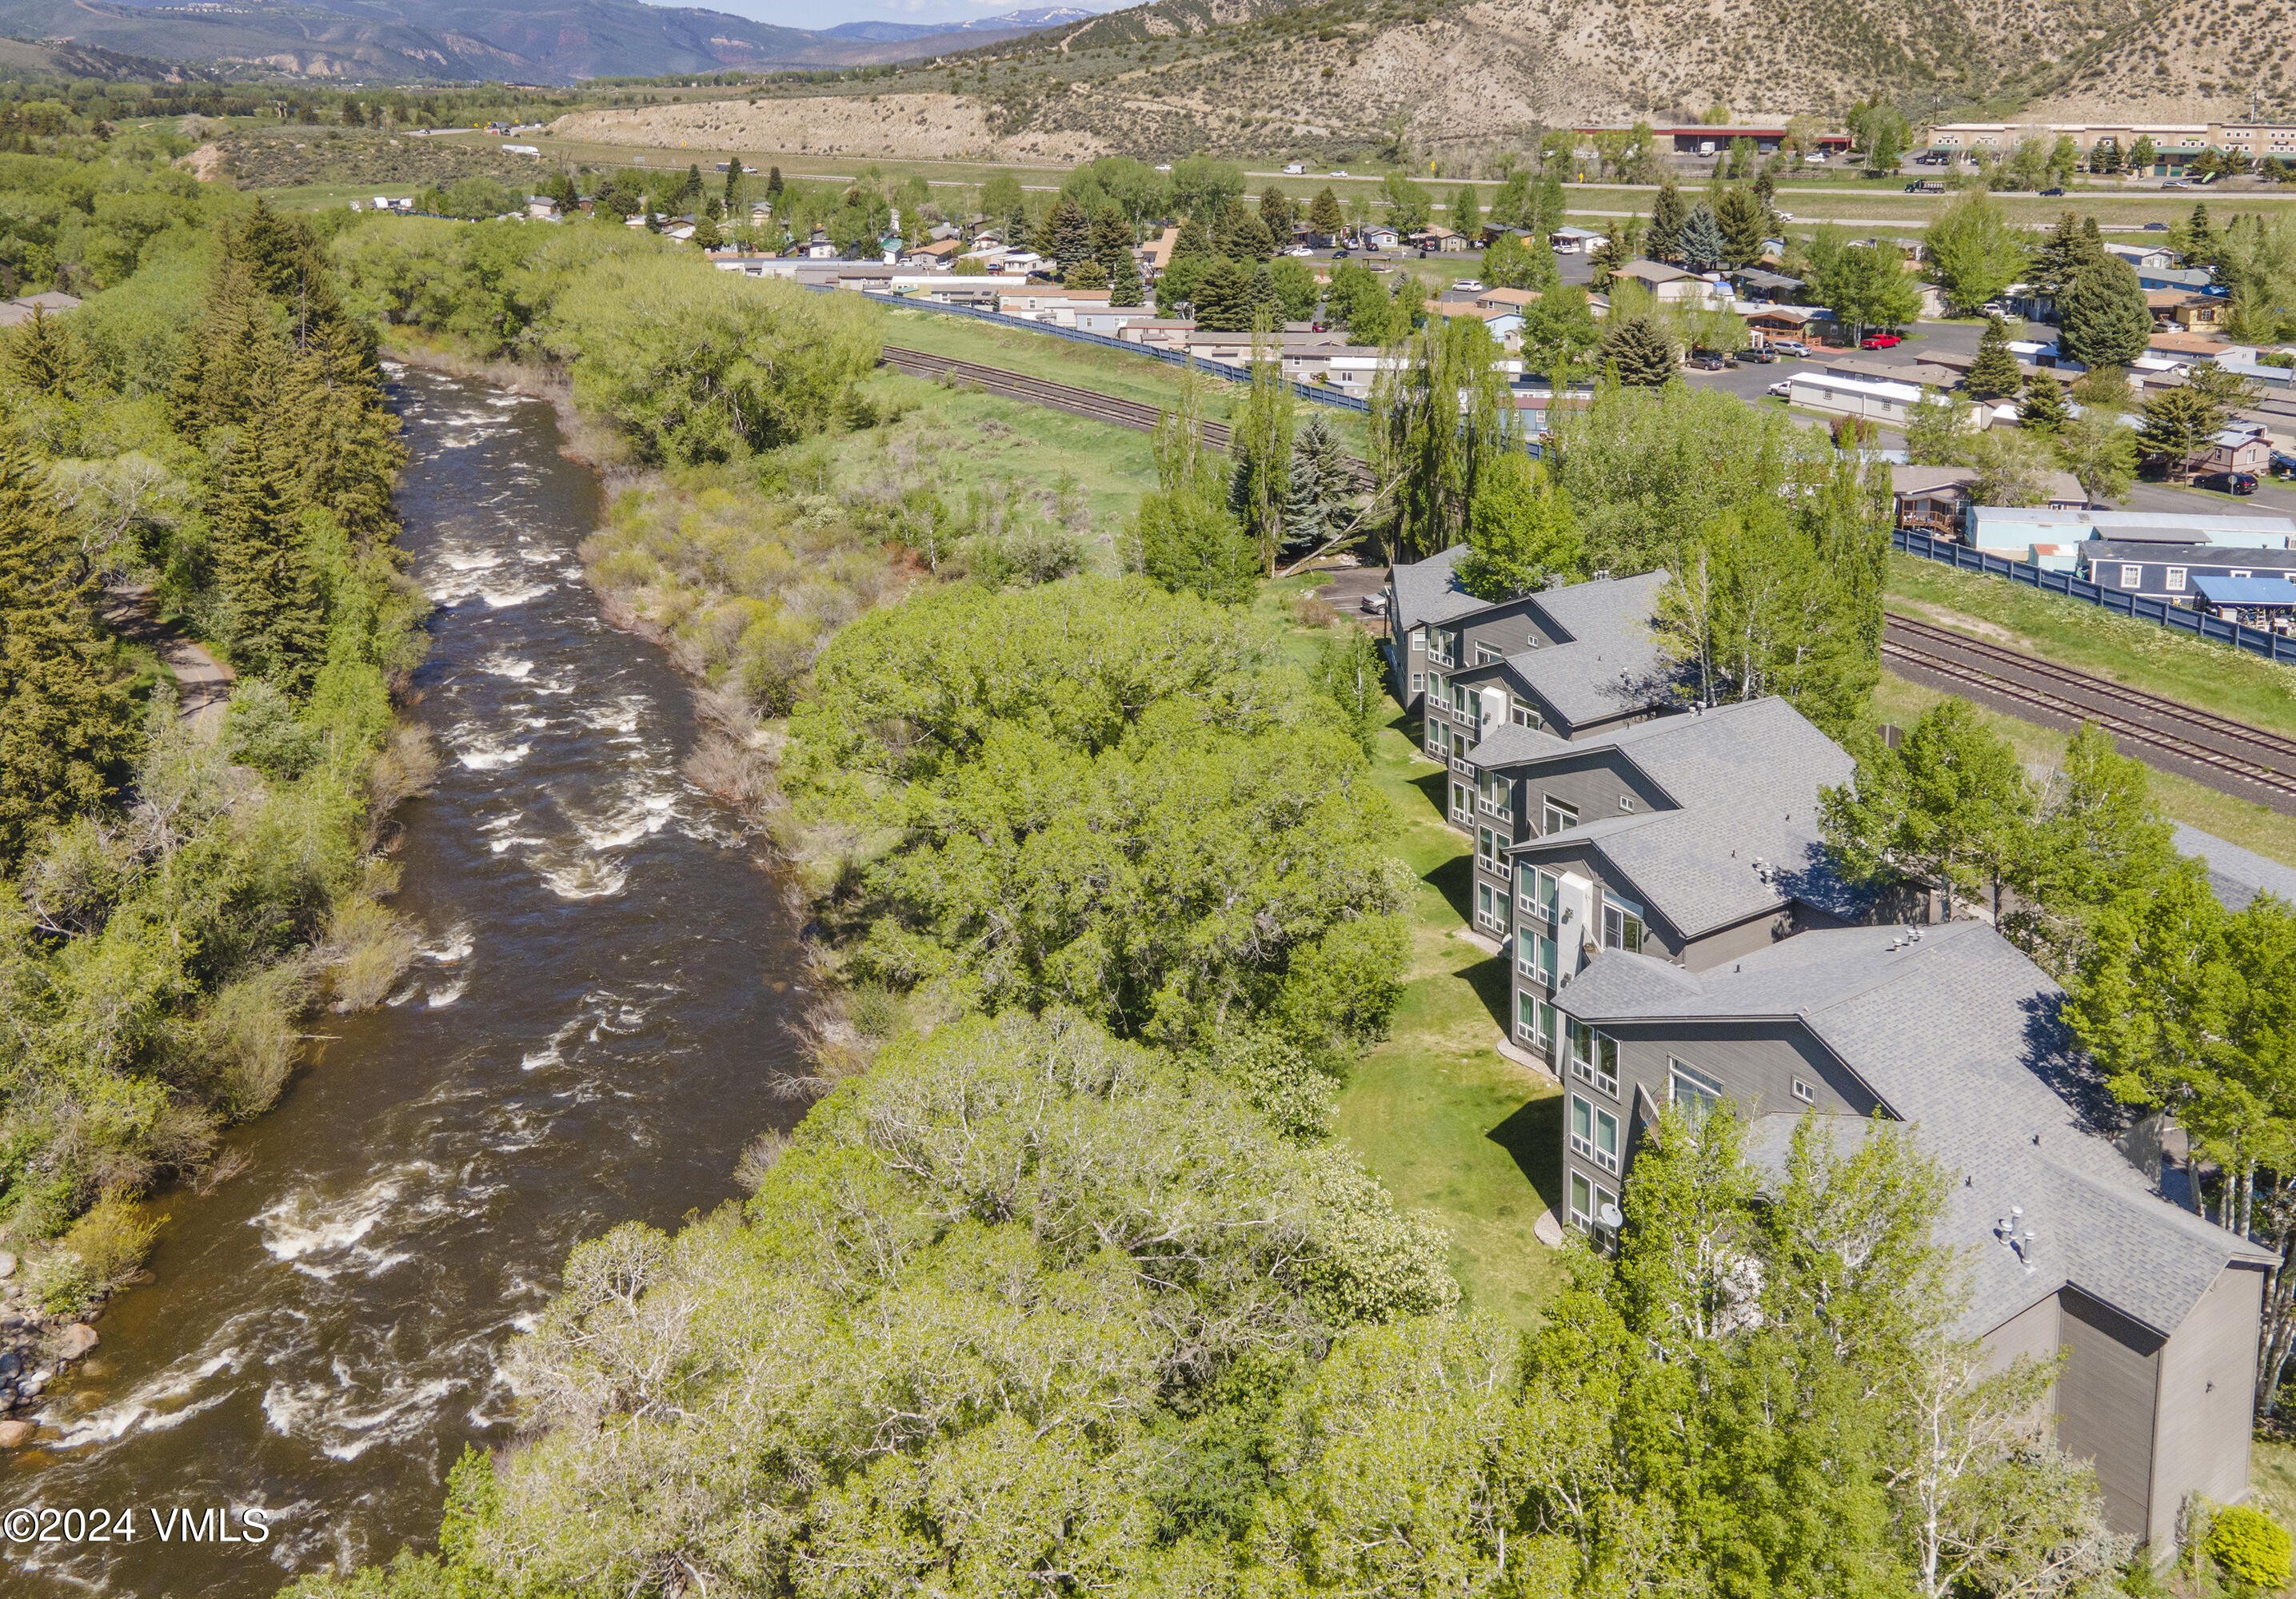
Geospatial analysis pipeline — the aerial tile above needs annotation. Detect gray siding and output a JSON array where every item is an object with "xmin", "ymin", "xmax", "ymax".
[
  {"xmin": 1455, "ymin": 596, "xmax": 1562, "ymax": 662},
  {"xmin": 1983, "ymin": 1293, "xmax": 2064, "ymax": 1378},
  {"xmin": 2150, "ymin": 1263, "xmax": 2265, "ymax": 1548},
  {"xmin": 1597, "ymin": 1019, "xmax": 1884, "ymax": 1131},
  {"xmin": 2058, "ymin": 1288, "xmax": 2164, "ymax": 1541}
]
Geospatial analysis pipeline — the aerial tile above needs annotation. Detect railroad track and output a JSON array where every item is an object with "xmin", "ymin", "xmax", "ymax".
[
  {"xmin": 878, "ymin": 345, "xmax": 1378, "ymax": 491},
  {"xmin": 1881, "ymin": 613, "xmax": 2296, "ymax": 804}
]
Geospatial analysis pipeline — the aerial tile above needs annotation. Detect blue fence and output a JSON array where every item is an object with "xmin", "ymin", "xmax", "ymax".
[{"xmin": 1893, "ymin": 528, "xmax": 2296, "ymax": 664}]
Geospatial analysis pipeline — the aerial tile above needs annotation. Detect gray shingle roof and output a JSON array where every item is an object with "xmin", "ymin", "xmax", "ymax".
[
  {"xmin": 2174, "ymin": 822, "xmax": 2296, "ymax": 912},
  {"xmin": 1504, "ymin": 570, "xmax": 1676, "ymax": 728},
  {"xmin": 1495, "ymin": 697, "xmax": 1861, "ymax": 936},
  {"xmin": 1560, "ymin": 922, "xmax": 2277, "ymax": 1339},
  {"xmin": 1387, "ymin": 545, "xmax": 1487, "ymax": 636}
]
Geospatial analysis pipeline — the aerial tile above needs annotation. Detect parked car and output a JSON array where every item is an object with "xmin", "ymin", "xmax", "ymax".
[
  {"xmin": 1775, "ymin": 211, "xmax": 1797, "ymax": 221},
  {"xmin": 1739, "ymin": 346, "xmax": 1779, "ymax": 363},
  {"xmin": 2198, "ymin": 470, "xmax": 2260, "ymax": 495},
  {"xmin": 1689, "ymin": 353, "xmax": 1735, "ymax": 370},
  {"xmin": 1860, "ymin": 333, "xmax": 1904, "ymax": 349},
  {"xmin": 1451, "ymin": 279, "xmax": 1484, "ymax": 292},
  {"xmin": 1766, "ymin": 378, "xmax": 1795, "ymax": 397},
  {"xmin": 2144, "ymin": 221, "xmax": 2170, "ymax": 230},
  {"xmin": 2040, "ymin": 186, "xmax": 2066, "ymax": 197},
  {"xmin": 1771, "ymin": 339, "xmax": 1811, "ymax": 356},
  {"xmin": 1285, "ymin": 245, "xmax": 1314, "ymax": 256},
  {"xmin": 1329, "ymin": 169, "xmax": 1349, "ymax": 177}
]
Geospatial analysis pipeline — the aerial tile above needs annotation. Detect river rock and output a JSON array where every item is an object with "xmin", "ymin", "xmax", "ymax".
[
  {"xmin": 0, "ymin": 1252, "xmax": 18, "ymax": 1279},
  {"xmin": 55, "ymin": 1326, "xmax": 97, "ymax": 1361},
  {"xmin": 0, "ymin": 1421, "xmax": 34, "ymax": 1447},
  {"xmin": 0, "ymin": 1351, "xmax": 22, "ymax": 1379}
]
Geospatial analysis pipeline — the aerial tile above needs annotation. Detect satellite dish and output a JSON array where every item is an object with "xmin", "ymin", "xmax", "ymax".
[{"xmin": 1597, "ymin": 1202, "xmax": 1623, "ymax": 1230}]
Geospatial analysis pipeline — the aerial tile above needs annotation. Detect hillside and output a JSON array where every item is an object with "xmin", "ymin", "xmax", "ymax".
[
  {"xmin": 2019, "ymin": 0, "xmax": 2296, "ymax": 122},
  {"xmin": 0, "ymin": 0, "xmax": 1053, "ymax": 83},
  {"xmin": 552, "ymin": 0, "xmax": 2163, "ymax": 161}
]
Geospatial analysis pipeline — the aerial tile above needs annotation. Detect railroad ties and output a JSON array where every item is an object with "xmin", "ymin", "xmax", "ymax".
[{"xmin": 1881, "ymin": 613, "xmax": 2296, "ymax": 811}]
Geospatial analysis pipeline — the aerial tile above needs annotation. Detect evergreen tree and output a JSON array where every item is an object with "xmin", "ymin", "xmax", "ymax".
[
  {"xmin": 766, "ymin": 165, "xmax": 784, "ymax": 199},
  {"xmin": 0, "ymin": 421, "xmax": 135, "ymax": 868},
  {"xmin": 680, "ymin": 162, "xmax": 705, "ymax": 212},
  {"xmin": 2018, "ymin": 373, "xmax": 2070, "ymax": 433},
  {"xmin": 210, "ymin": 425, "xmax": 325, "ymax": 689},
  {"xmin": 1589, "ymin": 230, "xmax": 1629, "ymax": 289},
  {"xmin": 1046, "ymin": 197, "xmax": 1094, "ymax": 270},
  {"xmin": 1715, "ymin": 184, "xmax": 1765, "ymax": 268},
  {"xmin": 2, "ymin": 306, "xmax": 95, "ymax": 398},
  {"xmin": 2137, "ymin": 387, "xmax": 2222, "ymax": 476},
  {"xmin": 1217, "ymin": 202, "xmax": 1276, "ymax": 262},
  {"xmin": 2058, "ymin": 256, "xmax": 2152, "ymax": 369},
  {"xmin": 1647, "ymin": 177, "xmax": 1689, "ymax": 261},
  {"xmin": 1599, "ymin": 313, "xmax": 1677, "ymax": 385},
  {"xmin": 1676, "ymin": 202, "xmax": 1726, "ymax": 272},
  {"xmin": 1965, "ymin": 315, "xmax": 2022, "ymax": 401},
  {"xmin": 1283, "ymin": 413, "xmax": 1355, "ymax": 552},
  {"xmin": 1258, "ymin": 184, "xmax": 1294, "ymax": 241},
  {"xmin": 2030, "ymin": 211, "xmax": 2101, "ymax": 301},
  {"xmin": 283, "ymin": 316, "xmax": 405, "ymax": 548},
  {"xmin": 2180, "ymin": 201, "xmax": 2219, "ymax": 269},
  {"xmin": 1108, "ymin": 255, "xmax": 1144, "ymax": 308},
  {"xmin": 1307, "ymin": 186, "xmax": 1345, "ymax": 241},
  {"xmin": 1193, "ymin": 258, "xmax": 1256, "ymax": 331},
  {"xmin": 1753, "ymin": 161, "xmax": 1776, "ymax": 209},
  {"xmin": 1092, "ymin": 204, "xmax": 1132, "ymax": 281},
  {"xmin": 1247, "ymin": 263, "xmax": 1284, "ymax": 325},
  {"xmin": 1170, "ymin": 213, "xmax": 1215, "ymax": 264},
  {"xmin": 723, "ymin": 156, "xmax": 744, "ymax": 209}
]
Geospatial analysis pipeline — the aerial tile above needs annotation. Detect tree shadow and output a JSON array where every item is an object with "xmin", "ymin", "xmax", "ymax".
[
  {"xmin": 1488, "ymin": 1093, "xmax": 1563, "ymax": 1219},
  {"xmin": 1426, "ymin": 851, "xmax": 1476, "ymax": 927}
]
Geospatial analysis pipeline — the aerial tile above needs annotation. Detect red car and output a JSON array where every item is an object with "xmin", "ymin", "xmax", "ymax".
[{"xmin": 1860, "ymin": 333, "xmax": 1903, "ymax": 349}]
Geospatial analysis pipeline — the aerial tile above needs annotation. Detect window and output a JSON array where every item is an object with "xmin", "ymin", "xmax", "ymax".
[
  {"xmin": 1411, "ymin": 629, "xmax": 1426, "ymax": 653},
  {"xmin": 1451, "ymin": 782, "xmax": 1472, "ymax": 821},
  {"xmin": 1478, "ymin": 880, "xmax": 1502, "ymax": 929},
  {"xmin": 2120, "ymin": 565, "xmax": 2142, "ymax": 589},
  {"xmin": 1476, "ymin": 644, "xmax": 1503, "ymax": 665},
  {"xmin": 1412, "ymin": 672, "xmax": 1425, "ymax": 694},
  {"xmin": 1670, "ymin": 1059, "xmax": 1724, "ymax": 1130},
  {"xmin": 1792, "ymin": 1077, "xmax": 1816, "ymax": 1104},
  {"xmin": 1478, "ymin": 827, "xmax": 1499, "ymax": 867},
  {"xmin": 1619, "ymin": 794, "xmax": 1635, "ymax": 813},
  {"xmin": 1428, "ymin": 672, "xmax": 1447, "ymax": 707},
  {"xmin": 1518, "ymin": 864, "xmax": 1559, "ymax": 921},
  {"xmin": 1601, "ymin": 895, "xmax": 1645, "ymax": 954},
  {"xmin": 1517, "ymin": 991, "xmax": 1557, "ymax": 1053},
  {"xmin": 1569, "ymin": 1021, "xmax": 1619, "ymax": 1096},
  {"xmin": 2234, "ymin": 569, "xmax": 2254, "ymax": 580},
  {"xmin": 1451, "ymin": 681, "xmax": 1470, "ymax": 716},
  {"xmin": 1511, "ymin": 703, "xmax": 1542, "ymax": 729},
  {"xmin": 1519, "ymin": 929, "xmax": 1558, "ymax": 986},
  {"xmin": 2167, "ymin": 566, "xmax": 2187, "ymax": 592},
  {"xmin": 1569, "ymin": 1170, "xmax": 1593, "ymax": 1229},
  {"xmin": 1543, "ymin": 797, "xmax": 1579, "ymax": 835},
  {"xmin": 1593, "ymin": 1182, "xmax": 1619, "ymax": 1236}
]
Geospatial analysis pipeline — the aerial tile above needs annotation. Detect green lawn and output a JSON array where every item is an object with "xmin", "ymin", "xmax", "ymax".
[
  {"xmin": 264, "ymin": 181, "xmax": 421, "ymax": 211},
  {"xmin": 1336, "ymin": 694, "xmax": 1568, "ymax": 1330}
]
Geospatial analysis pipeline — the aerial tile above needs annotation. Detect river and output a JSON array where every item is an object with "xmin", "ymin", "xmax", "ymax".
[{"xmin": 8, "ymin": 365, "xmax": 808, "ymax": 1595}]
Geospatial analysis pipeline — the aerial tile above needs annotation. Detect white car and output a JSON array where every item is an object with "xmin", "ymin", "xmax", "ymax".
[
  {"xmin": 1775, "ymin": 211, "xmax": 1795, "ymax": 222},
  {"xmin": 1451, "ymin": 279, "xmax": 1485, "ymax": 292},
  {"xmin": 1766, "ymin": 378, "xmax": 1795, "ymax": 397},
  {"xmin": 1155, "ymin": 162, "xmax": 1172, "ymax": 173},
  {"xmin": 1330, "ymin": 169, "xmax": 1349, "ymax": 177},
  {"xmin": 1286, "ymin": 245, "xmax": 1315, "ymax": 256}
]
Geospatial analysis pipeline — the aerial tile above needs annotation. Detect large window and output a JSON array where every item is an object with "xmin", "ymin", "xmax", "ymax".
[
  {"xmin": 1519, "ymin": 929, "xmax": 1558, "ymax": 987},
  {"xmin": 1569, "ymin": 1021, "xmax": 1619, "ymax": 1096},
  {"xmin": 1511, "ymin": 702, "xmax": 1542, "ymax": 729},
  {"xmin": 1670, "ymin": 1059, "xmax": 1724, "ymax": 1130},
  {"xmin": 1476, "ymin": 644, "xmax": 1503, "ymax": 666},
  {"xmin": 1571, "ymin": 1095, "xmax": 1620, "ymax": 1173},
  {"xmin": 1543, "ymin": 797, "xmax": 1579, "ymax": 835},
  {"xmin": 1601, "ymin": 894, "xmax": 1646, "ymax": 955},
  {"xmin": 1518, "ymin": 863, "xmax": 1559, "ymax": 922},
  {"xmin": 1480, "ymin": 772, "xmax": 1512, "ymax": 819},
  {"xmin": 1569, "ymin": 1171, "xmax": 1593, "ymax": 1230},
  {"xmin": 1517, "ymin": 991, "xmax": 1557, "ymax": 1053},
  {"xmin": 2121, "ymin": 564, "xmax": 2142, "ymax": 589},
  {"xmin": 1476, "ymin": 876, "xmax": 1509, "ymax": 932},
  {"xmin": 1451, "ymin": 782, "xmax": 1472, "ymax": 822}
]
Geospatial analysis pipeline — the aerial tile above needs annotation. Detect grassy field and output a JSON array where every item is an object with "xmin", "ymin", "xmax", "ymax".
[
  {"xmin": 1267, "ymin": 603, "xmax": 1566, "ymax": 1329},
  {"xmin": 1885, "ymin": 554, "xmax": 2296, "ymax": 744},
  {"xmin": 878, "ymin": 305, "xmax": 1375, "ymax": 455}
]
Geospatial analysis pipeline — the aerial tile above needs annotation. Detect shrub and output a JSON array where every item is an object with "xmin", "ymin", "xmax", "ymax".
[
  {"xmin": 2208, "ymin": 1504, "xmax": 2293, "ymax": 1591},
  {"xmin": 222, "ymin": 680, "xmax": 321, "ymax": 779}
]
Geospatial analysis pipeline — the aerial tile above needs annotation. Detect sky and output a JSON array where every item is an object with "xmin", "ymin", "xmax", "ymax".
[{"xmin": 705, "ymin": 0, "xmax": 1126, "ymax": 31}]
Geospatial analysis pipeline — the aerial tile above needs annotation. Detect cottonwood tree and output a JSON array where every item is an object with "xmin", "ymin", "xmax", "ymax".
[
  {"xmin": 2050, "ymin": 411, "xmax": 2137, "ymax": 504},
  {"xmin": 1821, "ymin": 697, "xmax": 2034, "ymax": 919},
  {"xmin": 2003, "ymin": 721, "xmax": 2178, "ymax": 978},
  {"xmin": 1227, "ymin": 329, "xmax": 1296, "ymax": 574},
  {"xmin": 1818, "ymin": 241, "xmax": 1923, "ymax": 343},
  {"xmin": 1369, "ymin": 315, "xmax": 1515, "ymax": 562},
  {"xmin": 1455, "ymin": 452, "xmax": 1581, "ymax": 600},
  {"xmin": 1923, "ymin": 194, "xmax": 2032, "ymax": 314}
]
